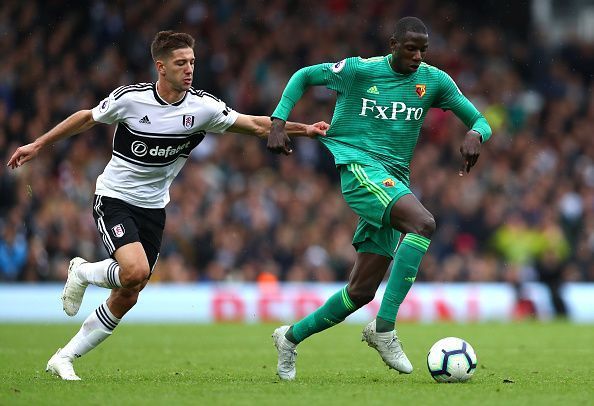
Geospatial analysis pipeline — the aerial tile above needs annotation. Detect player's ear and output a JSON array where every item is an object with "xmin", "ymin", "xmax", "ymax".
[
  {"xmin": 156, "ymin": 60, "xmax": 166, "ymax": 75},
  {"xmin": 390, "ymin": 38, "xmax": 399, "ymax": 54}
]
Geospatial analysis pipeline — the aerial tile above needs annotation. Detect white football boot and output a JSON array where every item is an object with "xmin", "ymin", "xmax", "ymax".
[
  {"xmin": 361, "ymin": 319, "xmax": 413, "ymax": 374},
  {"xmin": 46, "ymin": 349, "xmax": 81, "ymax": 381},
  {"xmin": 62, "ymin": 257, "xmax": 88, "ymax": 316},
  {"xmin": 272, "ymin": 325, "xmax": 297, "ymax": 380}
]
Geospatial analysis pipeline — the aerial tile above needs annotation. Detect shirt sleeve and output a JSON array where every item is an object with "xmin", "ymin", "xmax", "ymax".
[
  {"xmin": 434, "ymin": 70, "xmax": 492, "ymax": 142},
  {"xmin": 200, "ymin": 94, "xmax": 240, "ymax": 133},
  {"xmin": 272, "ymin": 57, "xmax": 357, "ymax": 121},
  {"xmin": 91, "ymin": 87, "xmax": 128, "ymax": 124}
]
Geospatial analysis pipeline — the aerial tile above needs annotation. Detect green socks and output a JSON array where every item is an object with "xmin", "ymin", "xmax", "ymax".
[
  {"xmin": 285, "ymin": 233, "xmax": 430, "ymax": 342},
  {"xmin": 287, "ymin": 286, "xmax": 357, "ymax": 344},
  {"xmin": 376, "ymin": 233, "xmax": 430, "ymax": 332}
]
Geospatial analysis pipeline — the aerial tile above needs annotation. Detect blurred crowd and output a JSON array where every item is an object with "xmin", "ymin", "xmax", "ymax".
[{"xmin": 1, "ymin": 0, "xmax": 594, "ymax": 295}]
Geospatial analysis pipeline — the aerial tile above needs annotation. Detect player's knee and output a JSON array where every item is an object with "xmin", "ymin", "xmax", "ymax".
[
  {"xmin": 413, "ymin": 214, "xmax": 436, "ymax": 238},
  {"xmin": 119, "ymin": 263, "xmax": 150, "ymax": 288},
  {"xmin": 347, "ymin": 284, "xmax": 376, "ymax": 308}
]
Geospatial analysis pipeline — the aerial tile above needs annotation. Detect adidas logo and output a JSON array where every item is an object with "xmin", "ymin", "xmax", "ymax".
[
  {"xmin": 139, "ymin": 115, "xmax": 151, "ymax": 124},
  {"xmin": 367, "ymin": 85, "xmax": 379, "ymax": 95}
]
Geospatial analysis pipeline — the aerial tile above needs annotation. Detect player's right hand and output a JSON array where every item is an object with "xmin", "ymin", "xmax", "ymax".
[
  {"xmin": 7, "ymin": 143, "xmax": 40, "ymax": 169},
  {"xmin": 307, "ymin": 121, "xmax": 330, "ymax": 138}
]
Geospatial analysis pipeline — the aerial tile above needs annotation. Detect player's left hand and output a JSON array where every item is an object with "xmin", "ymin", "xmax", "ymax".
[
  {"xmin": 459, "ymin": 130, "xmax": 482, "ymax": 175},
  {"xmin": 306, "ymin": 121, "xmax": 330, "ymax": 138},
  {"xmin": 267, "ymin": 118, "xmax": 293, "ymax": 155}
]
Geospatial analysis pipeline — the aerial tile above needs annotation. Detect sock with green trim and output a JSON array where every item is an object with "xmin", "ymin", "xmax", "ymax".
[
  {"xmin": 286, "ymin": 286, "xmax": 357, "ymax": 344},
  {"xmin": 376, "ymin": 233, "xmax": 430, "ymax": 333}
]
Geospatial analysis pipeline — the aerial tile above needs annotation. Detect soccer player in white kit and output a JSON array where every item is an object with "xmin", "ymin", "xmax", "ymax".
[{"xmin": 7, "ymin": 31, "xmax": 328, "ymax": 380}]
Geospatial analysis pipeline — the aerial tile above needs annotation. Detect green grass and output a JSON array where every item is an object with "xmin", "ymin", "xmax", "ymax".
[{"xmin": 1, "ymin": 322, "xmax": 593, "ymax": 405}]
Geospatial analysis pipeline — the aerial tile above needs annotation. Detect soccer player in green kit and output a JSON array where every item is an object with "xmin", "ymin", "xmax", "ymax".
[{"xmin": 268, "ymin": 17, "xmax": 492, "ymax": 380}]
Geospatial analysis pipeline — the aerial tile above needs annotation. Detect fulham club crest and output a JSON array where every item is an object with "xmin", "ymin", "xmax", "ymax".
[
  {"xmin": 183, "ymin": 115, "xmax": 195, "ymax": 129},
  {"xmin": 111, "ymin": 224, "xmax": 125, "ymax": 238}
]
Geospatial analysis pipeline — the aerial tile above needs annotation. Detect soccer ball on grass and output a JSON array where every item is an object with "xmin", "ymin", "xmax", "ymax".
[{"xmin": 427, "ymin": 337, "xmax": 477, "ymax": 383}]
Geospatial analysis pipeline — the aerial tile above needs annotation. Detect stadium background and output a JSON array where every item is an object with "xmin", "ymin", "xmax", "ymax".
[{"xmin": 1, "ymin": 0, "xmax": 594, "ymax": 322}]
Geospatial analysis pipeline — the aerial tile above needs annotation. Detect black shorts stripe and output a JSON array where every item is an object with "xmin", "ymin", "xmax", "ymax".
[
  {"xmin": 94, "ymin": 195, "xmax": 104, "ymax": 217},
  {"xmin": 96, "ymin": 216, "xmax": 116, "ymax": 254}
]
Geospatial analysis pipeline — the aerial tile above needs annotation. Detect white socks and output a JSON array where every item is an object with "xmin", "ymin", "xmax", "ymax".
[
  {"xmin": 57, "ymin": 260, "xmax": 124, "ymax": 361},
  {"xmin": 79, "ymin": 259, "xmax": 122, "ymax": 288},
  {"xmin": 59, "ymin": 301, "xmax": 121, "ymax": 360}
]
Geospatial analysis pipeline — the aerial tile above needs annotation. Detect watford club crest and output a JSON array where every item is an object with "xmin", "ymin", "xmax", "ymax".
[
  {"xmin": 382, "ymin": 178, "xmax": 395, "ymax": 187},
  {"xmin": 415, "ymin": 84, "xmax": 426, "ymax": 98}
]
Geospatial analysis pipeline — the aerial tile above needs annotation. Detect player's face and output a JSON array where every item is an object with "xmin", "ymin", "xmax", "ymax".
[
  {"xmin": 390, "ymin": 32, "xmax": 428, "ymax": 74},
  {"xmin": 162, "ymin": 47, "xmax": 195, "ymax": 92}
]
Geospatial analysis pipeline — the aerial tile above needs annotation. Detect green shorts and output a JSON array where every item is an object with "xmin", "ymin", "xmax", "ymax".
[{"xmin": 340, "ymin": 163, "xmax": 411, "ymax": 258}]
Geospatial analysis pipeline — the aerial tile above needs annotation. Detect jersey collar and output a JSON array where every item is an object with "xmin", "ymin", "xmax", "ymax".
[
  {"xmin": 385, "ymin": 54, "xmax": 418, "ymax": 79},
  {"xmin": 153, "ymin": 82, "xmax": 188, "ymax": 106}
]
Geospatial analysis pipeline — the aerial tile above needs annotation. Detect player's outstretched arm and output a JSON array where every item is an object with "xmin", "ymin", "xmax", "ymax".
[
  {"xmin": 7, "ymin": 109, "xmax": 97, "ymax": 169},
  {"xmin": 267, "ymin": 118, "xmax": 329, "ymax": 155},
  {"xmin": 227, "ymin": 114, "xmax": 327, "ymax": 143}
]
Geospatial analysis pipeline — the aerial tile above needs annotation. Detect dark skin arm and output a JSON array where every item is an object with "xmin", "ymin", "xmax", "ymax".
[
  {"xmin": 267, "ymin": 118, "xmax": 295, "ymax": 155},
  {"xmin": 459, "ymin": 130, "xmax": 482, "ymax": 175},
  {"xmin": 270, "ymin": 117, "xmax": 483, "ymax": 172}
]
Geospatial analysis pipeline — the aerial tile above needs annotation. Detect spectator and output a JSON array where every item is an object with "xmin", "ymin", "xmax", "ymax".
[
  {"xmin": 1, "ymin": 0, "xmax": 594, "ymax": 285},
  {"xmin": 0, "ymin": 215, "xmax": 28, "ymax": 281}
]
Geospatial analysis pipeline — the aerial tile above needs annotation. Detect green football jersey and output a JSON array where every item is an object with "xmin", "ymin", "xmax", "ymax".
[{"xmin": 272, "ymin": 55, "xmax": 491, "ymax": 184}]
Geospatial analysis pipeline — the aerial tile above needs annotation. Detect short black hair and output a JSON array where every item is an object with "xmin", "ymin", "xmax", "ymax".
[
  {"xmin": 150, "ymin": 31, "xmax": 195, "ymax": 61},
  {"xmin": 392, "ymin": 17, "xmax": 427, "ymax": 42}
]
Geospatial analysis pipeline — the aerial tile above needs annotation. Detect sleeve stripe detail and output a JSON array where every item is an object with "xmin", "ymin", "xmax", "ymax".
[
  {"xmin": 189, "ymin": 88, "xmax": 223, "ymax": 103},
  {"xmin": 113, "ymin": 84, "xmax": 154, "ymax": 100},
  {"xmin": 113, "ymin": 83, "xmax": 153, "ymax": 99}
]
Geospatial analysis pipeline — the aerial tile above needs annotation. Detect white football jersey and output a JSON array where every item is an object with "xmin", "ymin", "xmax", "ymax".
[{"xmin": 91, "ymin": 83, "xmax": 239, "ymax": 208}]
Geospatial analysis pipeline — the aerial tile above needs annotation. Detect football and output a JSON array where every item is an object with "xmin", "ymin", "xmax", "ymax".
[{"xmin": 426, "ymin": 337, "xmax": 477, "ymax": 383}]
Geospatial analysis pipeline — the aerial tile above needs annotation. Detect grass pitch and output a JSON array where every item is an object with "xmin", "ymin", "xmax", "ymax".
[{"xmin": 1, "ymin": 322, "xmax": 593, "ymax": 405}]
